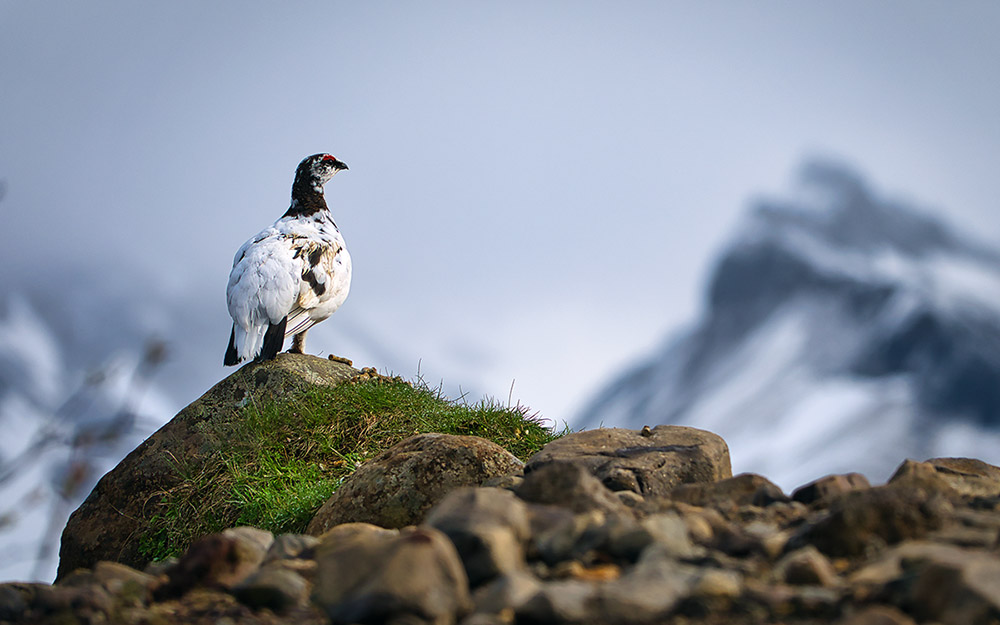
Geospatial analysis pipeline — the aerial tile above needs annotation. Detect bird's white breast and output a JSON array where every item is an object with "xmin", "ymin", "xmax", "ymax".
[{"xmin": 227, "ymin": 213, "xmax": 351, "ymax": 332}]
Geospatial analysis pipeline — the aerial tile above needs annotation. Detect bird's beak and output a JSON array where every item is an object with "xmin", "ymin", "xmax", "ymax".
[{"xmin": 334, "ymin": 160, "xmax": 349, "ymax": 171}]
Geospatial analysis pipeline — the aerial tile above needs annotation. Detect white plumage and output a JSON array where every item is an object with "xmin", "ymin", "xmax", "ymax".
[{"xmin": 224, "ymin": 154, "xmax": 351, "ymax": 365}]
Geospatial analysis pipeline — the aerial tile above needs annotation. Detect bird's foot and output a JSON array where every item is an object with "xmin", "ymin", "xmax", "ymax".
[
  {"xmin": 286, "ymin": 347, "xmax": 304, "ymax": 354},
  {"xmin": 328, "ymin": 354, "xmax": 353, "ymax": 366}
]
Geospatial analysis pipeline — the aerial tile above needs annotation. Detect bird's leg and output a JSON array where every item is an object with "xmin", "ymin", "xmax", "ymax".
[{"xmin": 289, "ymin": 331, "xmax": 307, "ymax": 354}]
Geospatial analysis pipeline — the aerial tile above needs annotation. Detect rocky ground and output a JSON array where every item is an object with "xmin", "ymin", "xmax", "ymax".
[{"xmin": 3, "ymin": 360, "xmax": 1000, "ymax": 624}]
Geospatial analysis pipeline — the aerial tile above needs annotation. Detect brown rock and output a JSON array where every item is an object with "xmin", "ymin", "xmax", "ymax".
[
  {"xmin": 307, "ymin": 433, "xmax": 523, "ymax": 534},
  {"xmin": 786, "ymin": 485, "xmax": 951, "ymax": 557},
  {"xmin": 264, "ymin": 533, "xmax": 320, "ymax": 563},
  {"xmin": 425, "ymin": 487, "xmax": 531, "ymax": 586},
  {"xmin": 887, "ymin": 541, "xmax": 1000, "ymax": 625},
  {"xmin": 792, "ymin": 473, "xmax": 871, "ymax": 505},
  {"xmin": 515, "ymin": 461, "xmax": 630, "ymax": 517},
  {"xmin": 890, "ymin": 457, "xmax": 1000, "ymax": 498},
  {"xmin": 524, "ymin": 426, "xmax": 731, "ymax": 498},
  {"xmin": 152, "ymin": 527, "xmax": 272, "ymax": 599},
  {"xmin": 773, "ymin": 546, "xmax": 840, "ymax": 587},
  {"xmin": 836, "ymin": 605, "xmax": 916, "ymax": 625},
  {"xmin": 669, "ymin": 473, "xmax": 788, "ymax": 508},
  {"xmin": 312, "ymin": 525, "xmax": 471, "ymax": 625},
  {"xmin": 58, "ymin": 354, "xmax": 357, "ymax": 578},
  {"xmin": 92, "ymin": 561, "xmax": 155, "ymax": 605}
]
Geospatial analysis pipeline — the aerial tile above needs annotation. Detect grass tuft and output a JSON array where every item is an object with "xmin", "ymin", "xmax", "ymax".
[{"xmin": 138, "ymin": 375, "xmax": 565, "ymax": 561}]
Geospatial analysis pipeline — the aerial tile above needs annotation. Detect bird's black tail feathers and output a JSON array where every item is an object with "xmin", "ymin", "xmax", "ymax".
[
  {"xmin": 256, "ymin": 317, "xmax": 288, "ymax": 363},
  {"xmin": 224, "ymin": 325, "xmax": 240, "ymax": 366}
]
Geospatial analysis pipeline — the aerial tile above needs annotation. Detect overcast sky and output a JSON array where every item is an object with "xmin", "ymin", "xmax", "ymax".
[{"xmin": 2, "ymin": 1, "xmax": 999, "ymax": 421}]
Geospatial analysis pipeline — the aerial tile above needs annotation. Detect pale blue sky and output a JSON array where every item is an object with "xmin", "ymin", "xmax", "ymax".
[{"xmin": 2, "ymin": 1, "xmax": 999, "ymax": 419}]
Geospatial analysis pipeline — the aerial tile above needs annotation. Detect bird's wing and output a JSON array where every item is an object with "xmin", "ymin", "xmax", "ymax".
[
  {"xmin": 293, "ymin": 241, "xmax": 345, "ymax": 310},
  {"xmin": 227, "ymin": 230, "xmax": 302, "ymax": 330}
]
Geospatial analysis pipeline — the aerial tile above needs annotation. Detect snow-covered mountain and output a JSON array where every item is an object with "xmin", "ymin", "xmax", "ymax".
[
  {"xmin": 0, "ymin": 289, "xmax": 177, "ymax": 583},
  {"xmin": 578, "ymin": 160, "xmax": 1000, "ymax": 490}
]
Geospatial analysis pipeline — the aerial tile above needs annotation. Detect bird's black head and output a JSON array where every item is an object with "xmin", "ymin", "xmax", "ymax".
[{"xmin": 295, "ymin": 153, "xmax": 349, "ymax": 190}]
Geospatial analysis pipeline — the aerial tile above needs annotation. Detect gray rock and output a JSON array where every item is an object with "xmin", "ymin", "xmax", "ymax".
[
  {"xmin": 471, "ymin": 570, "xmax": 543, "ymax": 616},
  {"xmin": 425, "ymin": 487, "xmax": 531, "ymax": 586},
  {"xmin": 515, "ymin": 461, "xmax": 629, "ymax": 516},
  {"xmin": 515, "ymin": 578, "xmax": 596, "ymax": 624},
  {"xmin": 534, "ymin": 511, "xmax": 654, "ymax": 566},
  {"xmin": 640, "ymin": 512, "xmax": 699, "ymax": 559},
  {"xmin": 223, "ymin": 526, "xmax": 274, "ymax": 559},
  {"xmin": 91, "ymin": 561, "xmax": 155, "ymax": 605},
  {"xmin": 525, "ymin": 425, "xmax": 732, "ymax": 498},
  {"xmin": 307, "ymin": 433, "xmax": 523, "ymax": 534},
  {"xmin": 152, "ymin": 527, "xmax": 271, "ymax": 599},
  {"xmin": 313, "ymin": 525, "xmax": 471, "ymax": 625},
  {"xmin": 792, "ymin": 473, "xmax": 871, "ymax": 505},
  {"xmin": 516, "ymin": 544, "xmax": 705, "ymax": 623},
  {"xmin": 232, "ymin": 565, "xmax": 310, "ymax": 613},
  {"xmin": 264, "ymin": 533, "xmax": 320, "ymax": 563},
  {"xmin": 669, "ymin": 473, "xmax": 788, "ymax": 508},
  {"xmin": 864, "ymin": 541, "xmax": 1000, "ymax": 625},
  {"xmin": 481, "ymin": 474, "xmax": 523, "ymax": 491}
]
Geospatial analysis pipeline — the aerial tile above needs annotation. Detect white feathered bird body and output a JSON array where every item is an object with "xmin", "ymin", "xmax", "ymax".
[{"xmin": 224, "ymin": 153, "xmax": 351, "ymax": 365}]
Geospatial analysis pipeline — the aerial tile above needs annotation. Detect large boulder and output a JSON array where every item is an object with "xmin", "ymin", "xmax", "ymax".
[
  {"xmin": 525, "ymin": 425, "xmax": 732, "ymax": 498},
  {"xmin": 58, "ymin": 354, "xmax": 358, "ymax": 579},
  {"xmin": 306, "ymin": 433, "xmax": 523, "ymax": 534}
]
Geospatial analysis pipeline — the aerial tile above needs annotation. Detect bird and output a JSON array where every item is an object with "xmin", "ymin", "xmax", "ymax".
[{"xmin": 224, "ymin": 153, "xmax": 352, "ymax": 366}]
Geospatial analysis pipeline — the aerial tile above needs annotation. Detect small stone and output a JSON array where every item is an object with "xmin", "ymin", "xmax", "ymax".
[
  {"xmin": 534, "ymin": 510, "xmax": 606, "ymax": 565},
  {"xmin": 264, "ymin": 533, "xmax": 319, "ymax": 563},
  {"xmin": 471, "ymin": 571, "xmax": 542, "ymax": 616},
  {"xmin": 312, "ymin": 525, "xmax": 471, "ymax": 625},
  {"xmin": 792, "ymin": 473, "xmax": 871, "ymax": 505},
  {"xmin": 640, "ymin": 512, "xmax": 698, "ymax": 559},
  {"xmin": 223, "ymin": 526, "xmax": 275, "ymax": 557},
  {"xmin": 692, "ymin": 568, "xmax": 743, "ymax": 598},
  {"xmin": 232, "ymin": 565, "xmax": 309, "ymax": 613},
  {"xmin": 516, "ymin": 462, "xmax": 630, "ymax": 517},
  {"xmin": 549, "ymin": 560, "xmax": 622, "ymax": 581},
  {"xmin": 669, "ymin": 473, "xmax": 789, "ymax": 508},
  {"xmin": 153, "ymin": 528, "xmax": 272, "ymax": 599},
  {"xmin": 515, "ymin": 579, "xmax": 595, "ymax": 624},
  {"xmin": 615, "ymin": 490, "xmax": 645, "ymax": 509},
  {"xmin": 143, "ymin": 557, "xmax": 177, "ymax": 577},
  {"xmin": 481, "ymin": 474, "xmax": 523, "ymax": 490},
  {"xmin": 774, "ymin": 546, "xmax": 840, "ymax": 587},
  {"xmin": 92, "ymin": 561, "xmax": 155, "ymax": 604},
  {"xmin": 888, "ymin": 541, "xmax": 1000, "ymax": 624},
  {"xmin": 425, "ymin": 487, "xmax": 531, "ymax": 586},
  {"xmin": 835, "ymin": 605, "xmax": 916, "ymax": 625}
]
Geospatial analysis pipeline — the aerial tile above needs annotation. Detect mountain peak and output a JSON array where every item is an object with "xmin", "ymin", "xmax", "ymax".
[{"xmin": 580, "ymin": 160, "xmax": 1000, "ymax": 488}]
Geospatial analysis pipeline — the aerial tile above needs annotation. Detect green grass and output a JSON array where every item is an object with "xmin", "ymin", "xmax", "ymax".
[{"xmin": 138, "ymin": 375, "xmax": 564, "ymax": 562}]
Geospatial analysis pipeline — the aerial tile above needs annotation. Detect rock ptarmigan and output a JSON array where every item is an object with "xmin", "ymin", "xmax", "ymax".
[{"xmin": 224, "ymin": 153, "xmax": 352, "ymax": 366}]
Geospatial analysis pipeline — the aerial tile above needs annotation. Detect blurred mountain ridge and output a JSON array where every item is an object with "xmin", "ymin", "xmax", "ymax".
[{"xmin": 578, "ymin": 158, "xmax": 1000, "ymax": 488}]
